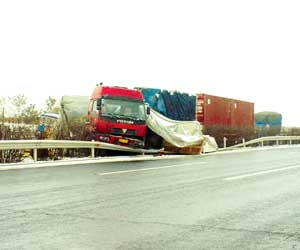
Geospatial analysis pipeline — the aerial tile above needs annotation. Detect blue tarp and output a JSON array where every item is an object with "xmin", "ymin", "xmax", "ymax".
[
  {"xmin": 255, "ymin": 121, "xmax": 282, "ymax": 127},
  {"xmin": 141, "ymin": 88, "xmax": 167, "ymax": 116},
  {"xmin": 140, "ymin": 88, "xmax": 196, "ymax": 121},
  {"xmin": 255, "ymin": 112, "xmax": 282, "ymax": 127}
]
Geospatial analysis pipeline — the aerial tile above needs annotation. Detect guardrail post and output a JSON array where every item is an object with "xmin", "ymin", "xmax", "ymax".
[
  {"xmin": 1, "ymin": 151, "xmax": 4, "ymax": 163},
  {"xmin": 242, "ymin": 138, "xmax": 245, "ymax": 148},
  {"xmin": 290, "ymin": 140, "xmax": 292, "ymax": 145},
  {"xmin": 62, "ymin": 149, "xmax": 66, "ymax": 159},
  {"xmin": 91, "ymin": 140, "xmax": 95, "ymax": 158},
  {"xmin": 276, "ymin": 140, "xmax": 279, "ymax": 146},
  {"xmin": 261, "ymin": 141, "xmax": 264, "ymax": 147},
  {"xmin": 91, "ymin": 147, "xmax": 95, "ymax": 158},
  {"xmin": 223, "ymin": 137, "xmax": 227, "ymax": 148},
  {"xmin": 33, "ymin": 149, "xmax": 38, "ymax": 162}
]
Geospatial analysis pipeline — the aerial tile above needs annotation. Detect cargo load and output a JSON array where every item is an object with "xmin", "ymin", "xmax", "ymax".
[
  {"xmin": 196, "ymin": 93, "xmax": 255, "ymax": 147},
  {"xmin": 146, "ymin": 108, "xmax": 203, "ymax": 148},
  {"xmin": 196, "ymin": 93, "xmax": 254, "ymax": 128},
  {"xmin": 60, "ymin": 95, "xmax": 90, "ymax": 122},
  {"xmin": 44, "ymin": 96, "xmax": 90, "ymax": 140},
  {"xmin": 139, "ymin": 88, "xmax": 196, "ymax": 121},
  {"xmin": 255, "ymin": 111, "xmax": 282, "ymax": 127},
  {"xmin": 255, "ymin": 111, "xmax": 282, "ymax": 136},
  {"xmin": 146, "ymin": 109, "xmax": 217, "ymax": 154}
]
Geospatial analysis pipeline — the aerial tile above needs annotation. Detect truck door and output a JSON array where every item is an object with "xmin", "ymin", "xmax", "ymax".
[{"xmin": 87, "ymin": 99, "xmax": 98, "ymax": 130}]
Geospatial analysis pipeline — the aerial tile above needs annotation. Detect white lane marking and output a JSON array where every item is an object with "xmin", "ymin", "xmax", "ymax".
[
  {"xmin": 0, "ymin": 155, "xmax": 189, "ymax": 171},
  {"xmin": 224, "ymin": 165, "xmax": 300, "ymax": 181},
  {"xmin": 98, "ymin": 162, "xmax": 206, "ymax": 176}
]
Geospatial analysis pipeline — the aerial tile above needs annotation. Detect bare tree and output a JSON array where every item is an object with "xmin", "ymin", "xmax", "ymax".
[
  {"xmin": 45, "ymin": 96, "xmax": 57, "ymax": 112},
  {"xmin": 0, "ymin": 97, "xmax": 6, "ymax": 125},
  {"xmin": 0, "ymin": 97, "xmax": 6, "ymax": 140},
  {"xmin": 11, "ymin": 94, "xmax": 27, "ymax": 123},
  {"xmin": 22, "ymin": 104, "xmax": 40, "ymax": 124}
]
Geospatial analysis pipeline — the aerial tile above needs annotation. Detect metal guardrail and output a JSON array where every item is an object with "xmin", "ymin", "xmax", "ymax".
[
  {"xmin": 0, "ymin": 140, "xmax": 161, "ymax": 162},
  {"xmin": 220, "ymin": 136, "xmax": 300, "ymax": 151},
  {"xmin": 1, "ymin": 136, "xmax": 298, "ymax": 163}
]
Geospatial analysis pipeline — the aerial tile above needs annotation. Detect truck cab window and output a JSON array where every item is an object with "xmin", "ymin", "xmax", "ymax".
[{"xmin": 101, "ymin": 98, "xmax": 146, "ymax": 120}]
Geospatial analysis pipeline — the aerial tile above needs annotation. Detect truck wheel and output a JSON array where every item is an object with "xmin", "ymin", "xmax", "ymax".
[{"xmin": 146, "ymin": 134, "xmax": 163, "ymax": 149}]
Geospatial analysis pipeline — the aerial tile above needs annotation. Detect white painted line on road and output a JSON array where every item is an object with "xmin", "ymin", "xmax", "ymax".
[
  {"xmin": 0, "ymin": 155, "xmax": 191, "ymax": 171},
  {"xmin": 214, "ymin": 144, "xmax": 300, "ymax": 156},
  {"xmin": 98, "ymin": 162, "xmax": 206, "ymax": 176},
  {"xmin": 224, "ymin": 165, "xmax": 300, "ymax": 181}
]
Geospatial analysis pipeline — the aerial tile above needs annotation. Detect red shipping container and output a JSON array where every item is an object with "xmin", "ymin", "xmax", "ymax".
[{"xmin": 196, "ymin": 94, "xmax": 254, "ymax": 128}]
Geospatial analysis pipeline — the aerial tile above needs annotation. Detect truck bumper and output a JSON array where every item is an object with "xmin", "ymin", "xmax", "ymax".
[{"xmin": 95, "ymin": 134, "xmax": 145, "ymax": 148}]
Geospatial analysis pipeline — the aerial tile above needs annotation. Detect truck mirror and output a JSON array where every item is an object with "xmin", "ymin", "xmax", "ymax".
[
  {"xmin": 96, "ymin": 99, "xmax": 102, "ymax": 110},
  {"xmin": 146, "ymin": 106, "xmax": 151, "ymax": 115}
]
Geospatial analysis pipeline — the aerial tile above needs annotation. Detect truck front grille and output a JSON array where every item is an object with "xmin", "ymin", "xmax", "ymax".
[{"xmin": 111, "ymin": 128, "xmax": 137, "ymax": 136}]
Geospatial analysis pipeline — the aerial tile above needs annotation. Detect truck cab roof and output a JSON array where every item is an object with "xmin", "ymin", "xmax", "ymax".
[{"xmin": 91, "ymin": 86, "xmax": 144, "ymax": 101}]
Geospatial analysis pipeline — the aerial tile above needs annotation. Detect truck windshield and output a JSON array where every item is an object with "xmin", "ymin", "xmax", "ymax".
[{"xmin": 101, "ymin": 98, "xmax": 146, "ymax": 121}]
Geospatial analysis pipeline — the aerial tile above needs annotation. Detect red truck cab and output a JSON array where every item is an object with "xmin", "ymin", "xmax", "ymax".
[{"xmin": 87, "ymin": 85, "xmax": 148, "ymax": 148}]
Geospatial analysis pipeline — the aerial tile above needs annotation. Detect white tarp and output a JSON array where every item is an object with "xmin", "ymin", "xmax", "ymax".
[
  {"xmin": 146, "ymin": 109, "xmax": 204, "ymax": 148},
  {"xmin": 202, "ymin": 135, "xmax": 218, "ymax": 153}
]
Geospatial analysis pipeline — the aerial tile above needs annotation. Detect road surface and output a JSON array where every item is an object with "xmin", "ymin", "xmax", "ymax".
[{"xmin": 1, "ymin": 147, "xmax": 300, "ymax": 249}]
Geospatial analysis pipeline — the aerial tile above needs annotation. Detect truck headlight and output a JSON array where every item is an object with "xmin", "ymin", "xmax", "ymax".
[{"xmin": 99, "ymin": 135, "xmax": 110, "ymax": 142}]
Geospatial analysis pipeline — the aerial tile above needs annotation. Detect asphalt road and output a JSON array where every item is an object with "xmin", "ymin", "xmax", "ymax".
[{"xmin": 1, "ymin": 147, "xmax": 300, "ymax": 250}]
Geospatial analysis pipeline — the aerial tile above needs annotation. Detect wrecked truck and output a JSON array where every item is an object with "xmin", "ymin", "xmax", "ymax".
[{"xmin": 50, "ymin": 84, "xmax": 217, "ymax": 154}]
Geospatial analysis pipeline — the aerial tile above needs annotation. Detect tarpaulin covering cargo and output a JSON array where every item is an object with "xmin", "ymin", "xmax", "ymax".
[
  {"xmin": 140, "ymin": 88, "xmax": 167, "ymax": 116},
  {"xmin": 161, "ymin": 90, "xmax": 196, "ymax": 121},
  {"xmin": 60, "ymin": 96, "xmax": 90, "ymax": 122},
  {"xmin": 52, "ymin": 96, "xmax": 90, "ymax": 140},
  {"xmin": 146, "ymin": 108, "xmax": 204, "ymax": 148},
  {"xmin": 140, "ymin": 88, "xmax": 196, "ymax": 121},
  {"xmin": 255, "ymin": 112, "xmax": 282, "ymax": 127},
  {"xmin": 255, "ymin": 111, "xmax": 282, "ymax": 137},
  {"xmin": 202, "ymin": 135, "xmax": 218, "ymax": 153}
]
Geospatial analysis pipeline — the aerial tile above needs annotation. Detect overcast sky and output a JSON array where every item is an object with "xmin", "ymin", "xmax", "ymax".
[{"xmin": 0, "ymin": 0, "xmax": 299, "ymax": 125}]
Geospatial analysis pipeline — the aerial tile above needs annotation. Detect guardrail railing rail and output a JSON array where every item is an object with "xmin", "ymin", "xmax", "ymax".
[
  {"xmin": 220, "ymin": 136, "xmax": 300, "ymax": 151},
  {"xmin": 0, "ymin": 140, "xmax": 160, "ymax": 162},
  {"xmin": 0, "ymin": 136, "xmax": 299, "ymax": 163}
]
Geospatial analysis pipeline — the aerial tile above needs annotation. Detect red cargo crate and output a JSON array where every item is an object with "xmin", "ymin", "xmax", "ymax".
[{"xmin": 196, "ymin": 94, "xmax": 254, "ymax": 128}]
